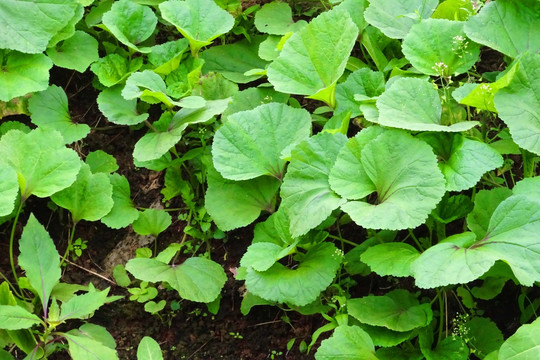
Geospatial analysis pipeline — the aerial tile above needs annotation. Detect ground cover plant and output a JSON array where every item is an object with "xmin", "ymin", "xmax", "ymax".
[{"xmin": 0, "ymin": 0, "xmax": 539, "ymax": 358}]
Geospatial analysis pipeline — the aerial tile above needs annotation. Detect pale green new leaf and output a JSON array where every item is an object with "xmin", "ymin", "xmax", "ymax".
[
  {"xmin": 85, "ymin": 150, "xmax": 118, "ymax": 174},
  {"xmin": 131, "ymin": 209, "xmax": 171, "ymax": 236},
  {"xmin": 205, "ymin": 166, "xmax": 280, "ymax": 231},
  {"xmin": 419, "ymin": 133, "xmax": 503, "ymax": 191},
  {"xmin": 97, "ymin": 86, "xmax": 149, "ymax": 126},
  {"xmin": 402, "ymin": 19, "xmax": 480, "ymax": 76},
  {"xmin": 241, "ymin": 242, "xmax": 288, "ymax": 272},
  {"xmin": 254, "ymin": 2, "xmax": 306, "ymax": 35},
  {"xmin": 125, "ymin": 257, "xmax": 227, "ymax": 303},
  {"xmin": 212, "ymin": 103, "xmax": 311, "ymax": 180},
  {"xmin": 280, "ymin": 132, "xmax": 348, "ymax": 238},
  {"xmin": 335, "ymin": 68, "xmax": 385, "ymax": 118},
  {"xmin": 432, "ymin": 0, "xmax": 474, "ymax": 21},
  {"xmin": 18, "ymin": 214, "xmax": 61, "ymax": 318},
  {"xmin": 364, "ymin": 0, "xmax": 438, "ymax": 39},
  {"xmin": 159, "ymin": 0, "xmax": 234, "ymax": 55},
  {"xmin": 315, "ymin": 325, "xmax": 377, "ymax": 360},
  {"xmin": 28, "ymin": 85, "xmax": 90, "ymax": 144},
  {"xmin": 0, "ymin": 305, "xmax": 41, "ymax": 330},
  {"xmin": 101, "ymin": 173, "xmax": 140, "ymax": 229},
  {"xmin": 0, "ymin": 165, "xmax": 18, "ymax": 217},
  {"xmin": 46, "ymin": 31, "xmax": 99, "ymax": 72},
  {"xmin": 0, "ymin": 0, "xmax": 77, "ymax": 53},
  {"xmin": 91, "ymin": 54, "xmax": 140, "ymax": 87},
  {"xmin": 494, "ymin": 53, "xmax": 540, "ymax": 156},
  {"xmin": 348, "ymin": 289, "xmax": 433, "ymax": 332},
  {"xmin": 374, "ymin": 77, "xmax": 478, "ymax": 131},
  {"xmin": 65, "ymin": 331, "xmax": 119, "ymax": 360},
  {"xmin": 51, "ymin": 163, "xmax": 114, "ymax": 223},
  {"xmin": 122, "ymin": 70, "xmax": 174, "ymax": 106},
  {"xmin": 102, "ymin": 0, "xmax": 157, "ymax": 53},
  {"xmin": 245, "ymin": 243, "xmax": 342, "ymax": 306},
  {"xmin": 339, "ymin": 130, "xmax": 446, "ymax": 230},
  {"xmin": 267, "ymin": 8, "xmax": 358, "ymax": 106},
  {"xmin": 0, "ymin": 128, "xmax": 81, "ymax": 200},
  {"xmin": 498, "ymin": 318, "xmax": 540, "ymax": 360},
  {"xmin": 148, "ymin": 39, "xmax": 189, "ymax": 75},
  {"xmin": 464, "ymin": 0, "xmax": 540, "ymax": 58},
  {"xmin": 137, "ymin": 336, "xmax": 163, "ymax": 360},
  {"xmin": 0, "ymin": 51, "xmax": 53, "ymax": 102},
  {"xmin": 60, "ymin": 288, "xmax": 110, "ymax": 322},
  {"xmin": 361, "ymin": 243, "xmax": 420, "ymax": 277}
]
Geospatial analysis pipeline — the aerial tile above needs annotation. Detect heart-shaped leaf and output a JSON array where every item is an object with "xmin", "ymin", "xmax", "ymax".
[{"xmin": 315, "ymin": 325, "xmax": 377, "ymax": 360}]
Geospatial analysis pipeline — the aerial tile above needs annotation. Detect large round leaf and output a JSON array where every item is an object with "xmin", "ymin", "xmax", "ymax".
[
  {"xmin": 360, "ymin": 243, "xmax": 420, "ymax": 278},
  {"xmin": 348, "ymin": 289, "xmax": 433, "ymax": 332},
  {"xmin": 338, "ymin": 130, "xmax": 446, "ymax": 230},
  {"xmin": 364, "ymin": 0, "xmax": 438, "ymax": 39},
  {"xmin": 46, "ymin": 31, "xmax": 99, "ymax": 73},
  {"xmin": 245, "ymin": 243, "xmax": 342, "ymax": 306},
  {"xmin": 464, "ymin": 0, "xmax": 540, "ymax": 58},
  {"xmin": 97, "ymin": 86, "xmax": 149, "ymax": 126},
  {"xmin": 498, "ymin": 318, "xmax": 540, "ymax": 360},
  {"xmin": 267, "ymin": 8, "xmax": 358, "ymax": 106},
  {"xmin": 402, "ymin": 19, "xmax": 480, "ymax": 76},
  {"xmin": 374, "ymin": 77, "xmax": 478, "ymax": 132},
  {"xmin": 126, "ymin": 257, "xmax": 226, "ymax": 303},
  {"xmin": 212, "ymin": 103, "xmax": 311, "ymax": 181},
  {"xmin": 494, "ymin": 53, "xmax": 540, "ymax": 156},
  {"xmin": 0, "ymin": 128, "xmax": 81, "ymax": 200},
  {"xmin": 315, "ymin": 325, "xmax": 377, "ymax": 360},
  {"xmin": 280, "ymin": 132, "xmax": 348, "ymax": 238}
]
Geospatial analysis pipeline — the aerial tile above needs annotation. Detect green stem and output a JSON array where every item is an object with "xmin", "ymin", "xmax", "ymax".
[
  {"xmin": 327, "ymin": 234, "xmax": 360, "ymax": 247},
  {"xmin": 435, "ymin": 222, "xmax": 446, "ymax": 242},
  {"xmin": 60, "ymin": 223, "xmax": 77, "ymax": 267},
  {"xmin": 0, "ymin": 270, "xmax": 23, "ymax": 298},
  {"xmin": 408, "ymin": 229, "xmax": 425, "ymax": 251},
  {"xmin": 437, "ymin": 290, "xmax": 446, "ymax": 345},
  {"xmin": 9, "ymin": 201, "xmax": 24, "ymax": 287}
]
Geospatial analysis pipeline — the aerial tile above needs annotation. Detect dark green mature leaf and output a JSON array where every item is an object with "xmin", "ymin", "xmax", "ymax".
[
  {"xmin": 315, "ymin": 325, "xmax": 377, "ymax": 360},
  {"xmin": 0, "ymin": 51, "xmax": 53, "ymax": 102},
  {"xmin": 101, "ymin": 173, "xmax": 139, "ymax": 229},
  {"xmin": 0, "ymin": 305, "xmax": 41, "ymax": 330},
  {"xmin": 28, "ymin": 85, "xmax": 90, "ymax": 144},
  {"xmin": 464, "ymin": 0, "xmax": 540, "ymax": 58},
  {"xmin": 0, "ymin": 128, "xmax": 81, "ymax": 200},
  {"xmin": 364, "ymin": 0, "xmax": 438, "ymax": 39},
  {"xmin": 267, "ymin": 8, "xmax": 358, "ymax": 106},
  {"xmin": 245, "ymin": 243, "xmax": 343, "ymax": 306},
  {"xmin": 280, "ymin": 132, "xmax": 348, "ymax": 238},
  {"xmin": 0, "ymin": 0, "xmax": 78, "ymax": 53},
  {"xmin": 359, "ymin": 324, "xmax": 414, "ymax": 348},
  {"xmin": 212, "ymin": 103, "xmax": 311, "ymax": 180},
  {"xmin": 46, "ymin": 31, "xmax": 99, "ymax": 72},
  {"xmin": 126, "ymin": 257, "xmax": 226, "ymax": 303},
  {"xmin": 102, "ymin": 0, "xmax": 157, "ymax": 53},
  {"xmin": 494, "ymin": 53, "xmax": 540, "ymax": 156},
  {"xmin": 465, "ymin": 317, "xmax": 503, "ymax": 358},
  {"xmin": 348, "ymin": 290, "xmax": 433, "ymax": 331},
  {"xmin": 402, "ymin": 19, "xmax": 480, "ymax": 76},
  {"xmin": 18, "ymin": 215, "xmax": 60, "ymax": 318},
  {"xmin": 498, "ymin": 317, "xmax": 540, "ymax": 360}
]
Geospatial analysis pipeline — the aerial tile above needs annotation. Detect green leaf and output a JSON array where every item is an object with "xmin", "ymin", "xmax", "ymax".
[
  {"xmin": 376, "ymin": 347, "xmax": 423, "ymax": 360},
  {"xmin": 18, "ymin": 214, "xmax": 61, "ymax": 318},
  {"xmin": 348, "ymin": 289, "xmax": 433, "ymax": 332},
  {"xmin": 97, "ymin": 86, "xmax": 149, "ymax": 126},
  {"xmin": 201, "ymin": 36, "xmax": 269, "ymax": 84},
  {"xmin": 131, "ymin": 209, "xmax": 171, "ymax": 236},
  {"xmin": 191, "ymin": 73, "xmax": 238, "ymax": 101},
  {"xmin": 212, "ymin": 103, "xmax": 311, "ymax": 180},
  {"xmin": 402, "ymin": 19, "xmax": 480, "ymax": 76},
  {"xmin": 101, "ymin": 173, "xmax": 140, "ymax": 229},
  {"xmin": 338, "ymin": 129, "xmax": 446, "ymax": 230},
  {"xmin": 421, "ymin": 335, "xmax": 468, "ymax": 360},
  {"xmin": 254, "ymin": 2, "xmax": 306, "ymax": 35},
  {"xmin": 0, "ymin": 305, "xmax": 41, "ymax": 330},
  {"xmin": 0, "ymin": 128, "xmax": 81, "ymax": 200},
  {"xmin": 0, "ymin": 0, "xmax": 78, "ymax": 53},
  {"xmin": 46, "ymin": 31, "xmax": 99, "ymax": 72},
  {"xmin": 60, "ymin": 287, "xmax": 110, "ymax": 322},
  {"xmin": 221, "ymin": 88, "xmax": 289, "ymax": 122},
  {"xmin": 28, "ymin": 85, "xmax": 90, "ymax": 144},
  {"xmin": 361, "ymin": 243, "xmax": 420, "ymax": 277},
  {"xmin": 267, "ymin": 8, "xmax": 358, "ymax": 106},
  {"xmin": 245, "ymin": 243, "xmax": 342, "ymax": 306},
  {"xmin": 46, "ymin": 3, "xmax": 84, "ymax": 48},
  {"xmin": 335, "ymin": 68, "xmax": 385, "ymax": 118},
  {"xmin": 315, "ymin": 325, "xmax": 377, "ymax": 360},
  {"xmin": 513, "ymin": 177, "xmax": 540, "ymax": 201},
  {"xmin": 252, "ymin": 210, "xmax": 296, "ymax": 246},
  {"xmin": 465, "ymin": 317, "xmax": 503, "ymax": 358},
  {"xmin": 374, "ymin": 77, "xmax": 478, "ymax": 131},
  {"xmin": 241, "ymin": 242, "xmax": 289, "ymax": 272},
  {"xmin": 0, "ymin": 165, "xmax": 18, "ymax": 217},
  {"xmin": 466, "ymin": 188, "xmax": 512, "ymax": 240},
  {"xmin": 432, "ymin": 0, "xmax": 474, "ymax": 21},
  {"xmin": 359, "ymin": 324, "xmax": 413, "ymax": 348},
  {"xmin": 0, "ymin": 51, "xmax": 53, "ymax": 102},
  {"xmin": 91, "ymin": 54, "xmax": 140, "ymax": 87},
  {"xmin": 65, "ymin": 328, "xmax": 119, "ymax": 360},
  {"xmin": 0, "ymin": 349, "xmax": 14, "ymax": 360},
  {"xmin": 364, "ymin": 0, "xmax": 438, "ymax": 39},
  {"xmin": 51, "ymin": 163, "xmax": 113, "ymax": 223},
  {"xmin": 334, "ymin": 0, "xmax": 369, "ymax": 33},
  {"xmin": 102, "ymin": 0, "xmax": 157, "ymax": 53},
  {"xmin": 125, "ymin": 257, "xmax": 226, "ymax": 303},
  {"xmin": 205, "ymin": 165, "xmax": 280, "ymax": 231},
  {"xmin": 112, "ymin": 264, "xmax": 131, "ymax": 287},
  {"xmin": 498, "ymin": 318, "xmax": 540, "ymax": 360},
  {"xmin": 137, "ymin": 336, "xmax": 163, "ymax": 360},
  {"xmin": 280, "ymin": 132, "xmax": 348, "ymax": 238},
  {"xmin": 122, "ymin": 70, "xmax": 175, "ymax": 107},
  {"xmin": 148, "ymin": 39, "xmax": 189, "ymax": 75},
  {"xmin": 159, "ymin": 0, "xmax": 234, "ymax": 55},
  {"xmin": 464, "ymin": 0, "xmax": 540, "ymax": 58},
  {"xmin": 419, "ymin": 133, "xmax": 503, "ymax": 191},
  {"xmin": 85, "ymin": 150, "xmax": 119, "ymax": 174},
  {"xmin": 494, "ymin": 53, "xmax": 540, "ymax": 156}
]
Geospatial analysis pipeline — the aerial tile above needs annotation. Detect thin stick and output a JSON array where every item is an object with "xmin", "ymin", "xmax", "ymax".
[{"xmin": 63, "ymin": 259, "xmax": 117, "ymax": 286}]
